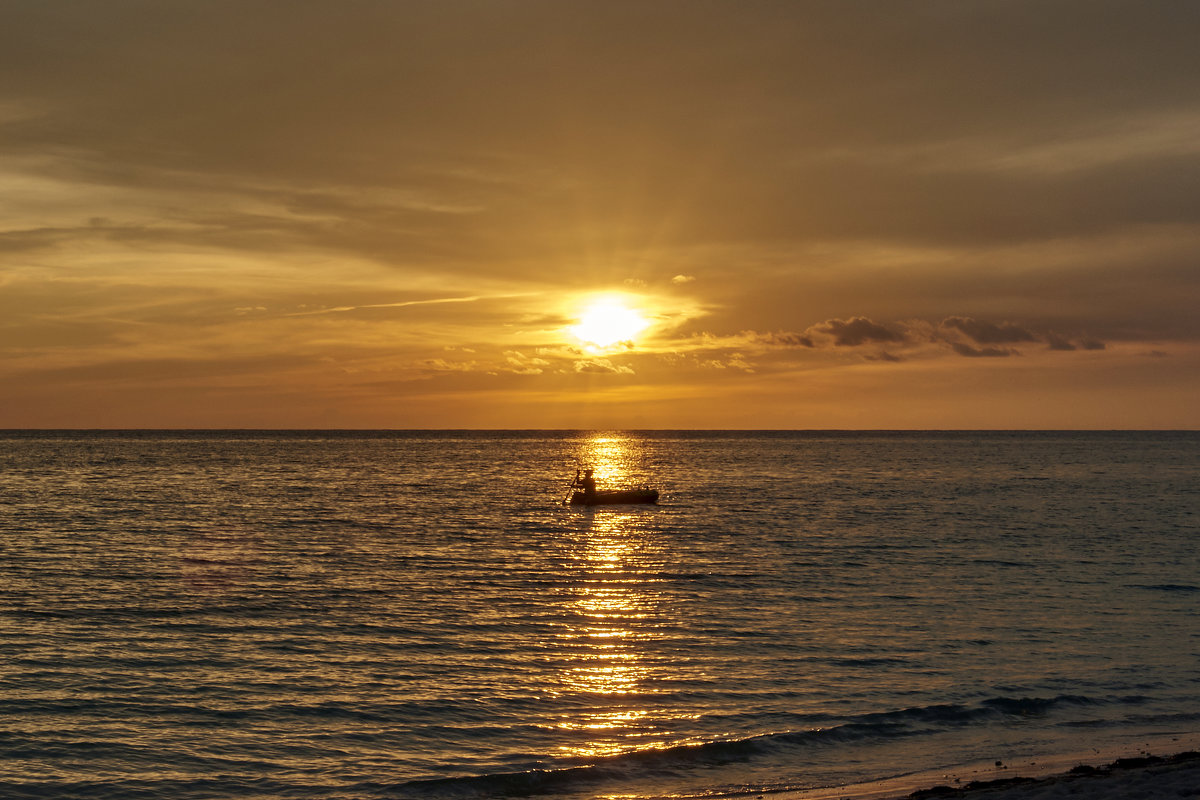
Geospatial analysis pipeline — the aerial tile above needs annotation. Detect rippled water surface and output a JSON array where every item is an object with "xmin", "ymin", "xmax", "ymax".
[{"xmin": 1, "ymin": 431, "xmax": 1197, "ymax": 799}]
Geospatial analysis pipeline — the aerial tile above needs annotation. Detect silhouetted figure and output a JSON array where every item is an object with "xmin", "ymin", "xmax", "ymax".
[{"xmin": 571, "ymin": 468, "xmax": 597, "ymax": 499}]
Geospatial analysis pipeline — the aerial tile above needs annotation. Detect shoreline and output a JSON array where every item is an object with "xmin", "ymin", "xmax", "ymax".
[
  {"xmin": 759, "ymin": 733, "xmax": 1200, "ymax": 800},
  {"xmin": 903, "ymin": 751, "xmax": 1200, "ymax": 800}
]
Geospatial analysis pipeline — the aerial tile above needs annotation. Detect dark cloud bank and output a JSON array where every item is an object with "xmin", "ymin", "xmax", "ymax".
[{"xmin": 753, "ymin": 316, "xmax": 1107, "ymax": 359}]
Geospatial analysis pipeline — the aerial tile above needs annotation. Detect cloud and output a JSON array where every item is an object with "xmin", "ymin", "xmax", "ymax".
[
  {"xmin": 699, "ymin": 353, "xmax": 755, "ymax": 372},
  {"xmin": 940, "ymin": 317, "xmax": 1108, "ymax": 353},
  {"xmin": 503, "ymin": 350, "xmax": 550, "ymax": 375},
  {"xmin": 573, "ymin": 359, "xmax": 634, "ymax": 375},
  {"xmin": 734, "ymin": 316, "xmax": 1113, "ymax": 363},
  {"xmin": 751, "ymin": 330, "xmax": 816, "ymax": 348},
  {"xmin": 809, "ymin": 317, "xmax": 904, "ymax": 346},
  {"xmin": 8, "ymin": 0, "xmax": 1196, "ymax": 270},
  {"xmin": 289, "ymin": 293, "xmax": 533, "ymax": 317},
  {"xmin": 671, "ymin": 274, "xmax": 696, "ymax": 284},
  {"xmin": 941, "ymin": 316, "xmax": 1037, "ymax": 344},
  {"xmin": 951, "ymin": 343, "xmax": 1018, "ymax": 358},
  {"xmin": 419, "ymin": 358, "xmax": 479, "ymax": 373},
  {"xmin": 11, "ymin": 353, "xmax": 321, "ymax": 385},
  {"xmin": 1045, "ymin": 332, "xmax": 1077, "ymax": 351}
]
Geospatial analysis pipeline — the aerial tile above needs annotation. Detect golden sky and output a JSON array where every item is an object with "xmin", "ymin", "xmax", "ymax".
[{"xmin": 2, "ymin": 1, "xmax": 1198, "ymax": 428}]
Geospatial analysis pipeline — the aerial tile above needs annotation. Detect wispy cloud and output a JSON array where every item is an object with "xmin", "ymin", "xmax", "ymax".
[{"xmin": 286, "ymin": 293, "xmax": 536, "ymax": 317}]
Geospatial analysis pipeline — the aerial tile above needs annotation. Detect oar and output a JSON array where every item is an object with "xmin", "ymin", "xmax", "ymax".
[{"xmin": 561, "ymin": 469, "xmax": 580, "ymax": 506}]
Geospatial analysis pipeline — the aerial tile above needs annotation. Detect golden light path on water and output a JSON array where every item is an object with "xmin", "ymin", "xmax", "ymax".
[{"xmin": 556, "ymin": 435, "xmax": 674, "ymax": 759}]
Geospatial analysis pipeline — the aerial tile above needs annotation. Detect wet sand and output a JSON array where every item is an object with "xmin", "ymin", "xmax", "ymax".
[
  {"xmin": 765, "ymin": 740, "xmax": 1200, "ymax": 800},
  {"xmin": 899, "ymin": 751, "xmax": 1200, "ymax": 800}
]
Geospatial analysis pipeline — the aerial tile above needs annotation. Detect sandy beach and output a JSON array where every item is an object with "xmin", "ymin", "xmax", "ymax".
[
  {"xmin": 767, "ymin": 737, "xmax": 1200, "ymax": 800},
  {"xmin": 900, "ymin": 752, "xmax": 1200, "ymax": 800}
]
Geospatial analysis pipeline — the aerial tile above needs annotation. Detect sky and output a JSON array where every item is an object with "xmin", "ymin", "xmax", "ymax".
[{"xmin": 2, "ymin": 0, "xmax": 1198, "ymax": 429}]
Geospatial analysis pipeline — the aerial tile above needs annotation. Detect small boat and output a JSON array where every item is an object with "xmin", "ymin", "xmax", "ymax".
[{"xmin": 568, "ymin": 488, "xmax": 659, "ymax": 506}]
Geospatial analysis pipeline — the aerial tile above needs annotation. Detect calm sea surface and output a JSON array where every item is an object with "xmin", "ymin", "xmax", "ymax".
[{"xmin": 1, "ymin": 431, "xmax": 1197, "ymax": 799}]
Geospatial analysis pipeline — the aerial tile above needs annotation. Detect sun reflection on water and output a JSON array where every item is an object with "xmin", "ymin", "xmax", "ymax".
[
  {"xmin": 574, "ymin": 434, "xmax": 649, "ymax": 493},
  {"xmin": 556, "ymin": 435, "xmax": 665, "ymax": 758}
]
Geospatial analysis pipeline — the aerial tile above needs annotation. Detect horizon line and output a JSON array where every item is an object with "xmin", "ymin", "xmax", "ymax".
[{"xmin": 2, "ymin": 428, "xmax": 1197, "ymax": 434}]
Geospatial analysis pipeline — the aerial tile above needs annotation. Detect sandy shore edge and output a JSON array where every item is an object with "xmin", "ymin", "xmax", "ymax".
[
  {"xmin": 754, "ymin": 735, "xmax": 1200, "ymax": 800},
  {"xmin": 898, "ymin": 750, "xmax": 1200, "ymax": 800}
]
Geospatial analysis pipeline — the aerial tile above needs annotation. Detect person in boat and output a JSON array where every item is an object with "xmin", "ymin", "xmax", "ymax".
[{"xmin": 571, "ymin": 468, "xmax": 597, "ymax": 500}]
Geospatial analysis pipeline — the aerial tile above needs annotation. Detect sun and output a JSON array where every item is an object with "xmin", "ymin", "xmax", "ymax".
[{"xmin": 571, "ymin": 297, "xmax": 649, "ymax": 349}]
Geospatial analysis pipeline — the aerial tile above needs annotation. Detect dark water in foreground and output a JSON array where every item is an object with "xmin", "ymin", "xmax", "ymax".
[{"xmin": 1, "ymin": 431, "xmax": 1197, "ymax": 799}]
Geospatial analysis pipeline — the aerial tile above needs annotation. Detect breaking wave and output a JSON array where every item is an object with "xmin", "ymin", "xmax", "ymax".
[{"xmin": 397, "ymin": 695, "xmax": 1106, "ymax": 798}]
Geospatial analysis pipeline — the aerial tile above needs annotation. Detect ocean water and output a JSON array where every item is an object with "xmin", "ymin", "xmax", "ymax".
[{"xmin": 0, "ymin": 430, "xmax": 1197, "ymax": 800}]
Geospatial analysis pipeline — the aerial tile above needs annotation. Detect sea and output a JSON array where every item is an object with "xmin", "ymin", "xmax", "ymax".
[{"xmin": 1, "ymin": 430, "xmax": 1197, "ymax": 800}]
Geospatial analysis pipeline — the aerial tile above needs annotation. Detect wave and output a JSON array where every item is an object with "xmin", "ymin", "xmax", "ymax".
[
  {"xmin": 394, "ymin": 694, "xmax": 1106, "ymax": 798},
  {"xmin": 1126, "ymin": 583, "xmax": 1200, "ymax": 593}
]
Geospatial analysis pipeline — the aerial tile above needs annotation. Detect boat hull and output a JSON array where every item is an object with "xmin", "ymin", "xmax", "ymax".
[{"xmin": 568, "ymin": 488, "xmax": 659, "ymax": 506}]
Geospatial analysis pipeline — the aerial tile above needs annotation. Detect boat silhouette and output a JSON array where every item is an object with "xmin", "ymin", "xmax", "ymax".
[
  {"xmin": 564, "ymin": 468, "xmax": 659, "ymax": 506},
  {"xmin": 567, "ymin": 487, "xmax": 660, "ymax": 506}
]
